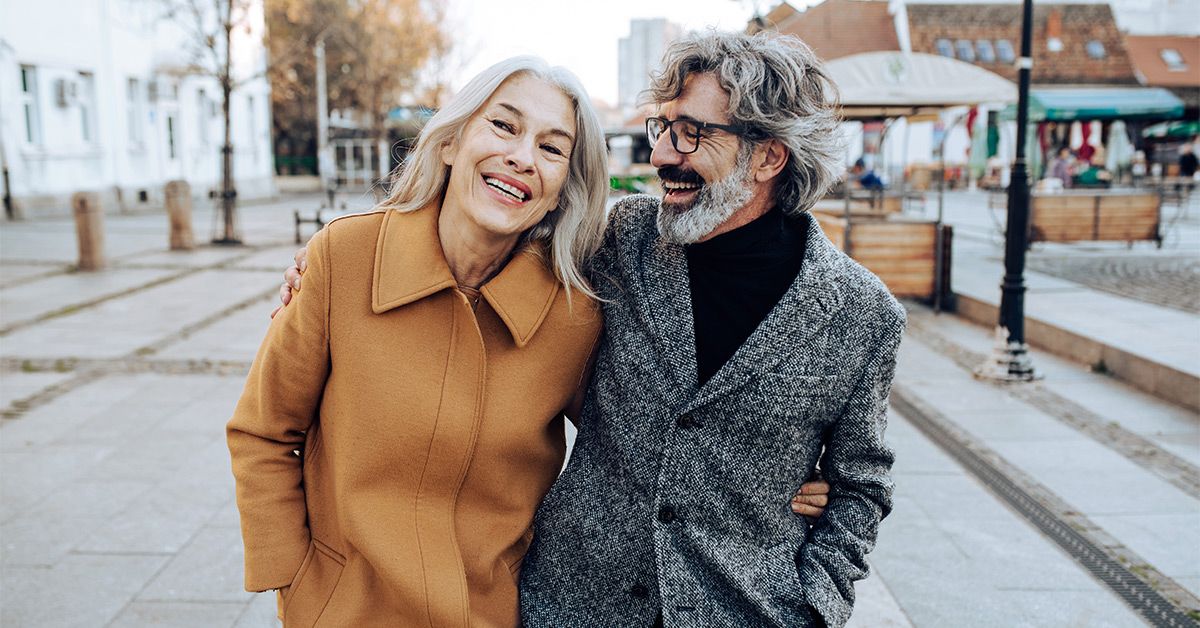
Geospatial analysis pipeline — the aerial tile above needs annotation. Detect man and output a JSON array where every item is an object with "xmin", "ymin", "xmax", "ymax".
[
  {"xmin": 278, "ymin": 32, "xmax": 896, "ymax": 628},
  {"xmin": 518, "ymin": 32, "xmax": 902, "ymax": 628}
]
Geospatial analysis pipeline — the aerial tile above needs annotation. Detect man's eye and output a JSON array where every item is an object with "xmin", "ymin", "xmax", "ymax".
[{"xmin": 491, "ymin": 119, "xmax": 515, "ymax": 134}]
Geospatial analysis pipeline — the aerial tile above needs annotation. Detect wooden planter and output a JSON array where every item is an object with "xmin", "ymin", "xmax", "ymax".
[
  {"xmin": 1029, "ymin": 191, "xmax": 1161, "ymax": 246},
  {"xmin": 812, "ymin": 211, "xmax": 952, "ymax": 301}
]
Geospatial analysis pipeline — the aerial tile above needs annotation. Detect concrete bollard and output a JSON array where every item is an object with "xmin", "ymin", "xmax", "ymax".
[
  {"xmin": 71, "ymin": 191, "xmax": 106, "ymax": 271},
  {"xmin": 164, "ymin": 179, "xmax": 195, "ymax": 250}
]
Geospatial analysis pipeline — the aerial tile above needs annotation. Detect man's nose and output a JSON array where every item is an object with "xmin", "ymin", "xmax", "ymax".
[{"xmin": 650, "ymin": 131, "xmax": 682, "ymax": 169}]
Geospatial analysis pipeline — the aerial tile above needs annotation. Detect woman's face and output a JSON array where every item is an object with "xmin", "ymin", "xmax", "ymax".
[{"xmin": 441, "ymin": 74, "xmax": 576, "ymax": 240}]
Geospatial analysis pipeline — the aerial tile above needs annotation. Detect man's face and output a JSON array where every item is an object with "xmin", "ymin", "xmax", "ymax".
[{"xmin": 650, "ymin": 73, "xmax": 754, "ymax": 244}]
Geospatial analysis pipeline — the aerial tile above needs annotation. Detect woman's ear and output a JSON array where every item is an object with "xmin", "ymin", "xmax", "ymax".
[{"xmin": 440, "ymin": 140, "xmax": 457, "ymax": 167}]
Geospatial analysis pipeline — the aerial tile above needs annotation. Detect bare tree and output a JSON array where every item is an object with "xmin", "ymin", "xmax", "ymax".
[{"xmin": 157, "ymin": 0, "xmax": 259, "ymax": 244}]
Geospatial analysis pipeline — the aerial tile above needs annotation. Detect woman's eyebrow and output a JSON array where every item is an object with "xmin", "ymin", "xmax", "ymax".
[{"xmin": 497, "ymin": 102, "xmax": 574, "ymax": 143}]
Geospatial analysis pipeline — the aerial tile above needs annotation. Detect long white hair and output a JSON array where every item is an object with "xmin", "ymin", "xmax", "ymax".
[{"xmin": 380, "ymin": 56, "xmax": 609, "ymax": 302}]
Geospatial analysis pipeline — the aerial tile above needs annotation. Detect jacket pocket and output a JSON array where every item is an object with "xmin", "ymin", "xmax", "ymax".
[{"xmin": 282, "ymin": 539, "xmax": 346, "ymax": 627}]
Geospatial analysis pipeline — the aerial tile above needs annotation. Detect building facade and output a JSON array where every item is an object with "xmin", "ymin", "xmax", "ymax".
[
  {"xmin": 0, "ymin": 0, "xmax": 274, "ymax": 219},
  {"xmin": 617, "ymin": 18, "xmax": 683, "ymax": 113}
]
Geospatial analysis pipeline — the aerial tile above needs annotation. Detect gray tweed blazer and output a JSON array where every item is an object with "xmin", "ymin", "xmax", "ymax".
[{"xmin": 519, "ymin": 195, "xmax": 905, "ymax": 628}]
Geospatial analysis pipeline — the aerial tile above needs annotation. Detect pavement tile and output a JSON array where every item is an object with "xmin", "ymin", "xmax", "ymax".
[
  {"xmin": 846, "ymin": 566, "xmax": 913, "ymax": 628},
  {"xmin": 139, "ymin": 525, "xmax": 255, "ymax": 603},
  {"xmin": 156, "ymin": 295, "xmax": 274, "ymax": 363},
  {"xmin": 1, "ymin": 445, "xmax": 113, "ymax": 521},
  {"xmin": 0, "ymin": 515, "xmax": 108, "ymax": 566},
  {"xmin": 0, "ymin": 371, "xmax": 74, "ymax": 409},
  {"xmin": 109, "ymin": 600, "xmax": 248, "ymax": 628},
  {"xmin": 1087, "ymin": 512, "xmax": 1200, "ymax": 593},
  {"xmin": 123, "ymin": 246, "xmax": 260, "ymax": 268},
  {"xmin": 0, "ymin": 262, "xmax": 69, "ymax": 287},
  {"xmin": 0, "ymin": 267, "xmax": 179, "ymax": 329},
  {"xmin": 233, "ymin": 592, "xmax": 279, "ymax": 628},
  {"xmin": 0, "ymin": 553, "xmax": 170, "ymax": 627}
]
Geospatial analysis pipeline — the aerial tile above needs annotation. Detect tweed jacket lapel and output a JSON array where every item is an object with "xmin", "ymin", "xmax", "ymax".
[
  {"xmin": 636, "ymin": 234, "xmax": 701, "ymax": 400},
  {"xmin": 683, "ymin": 213, "xmax": 844, "ymax": 414}
]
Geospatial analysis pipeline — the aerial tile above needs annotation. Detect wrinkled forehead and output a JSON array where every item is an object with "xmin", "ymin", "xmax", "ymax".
[{"xmin": 655, "ymin": 72, "xmax": 733, "ymax": 124}]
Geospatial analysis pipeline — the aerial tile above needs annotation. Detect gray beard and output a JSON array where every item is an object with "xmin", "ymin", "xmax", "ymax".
[{"xmin": 656, "ymin": 151, "xmax": 754, "ymax": 245}]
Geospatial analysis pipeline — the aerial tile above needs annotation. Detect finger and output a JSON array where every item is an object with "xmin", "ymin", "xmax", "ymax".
[
  {"xmin": 294, "ymin": 247, "xmax": 308, "ymax": 273},
  {"xmin": 790, "ymin": 502, "xmax": 824, "ymax": 517},
  {"xmin": 270, "ymin": 305, "xmax": 282, "ymax": 319},
  {"xmin": 284, "ymin": 266, "xmax": 302, "ymax": 291},
  {"xmin": 800, "ymin": 480, "xmax": 831, "ymax": 495},
  {"xmin": 792, "ymin": 494, "xmax": 829, "ymax": 508},
  {"xmin": 279, "ymin": 283, "xmax": 292, "ymax": 306}
]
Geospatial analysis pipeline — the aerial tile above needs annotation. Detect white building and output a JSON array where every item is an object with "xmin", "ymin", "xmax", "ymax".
[
  {"xmin": 618, "ymin": 18, "xmax": 683, "ymax": 113},
  {"xmin": 0, "ymin": 0, "xmax": 274, "ymax": 219}
]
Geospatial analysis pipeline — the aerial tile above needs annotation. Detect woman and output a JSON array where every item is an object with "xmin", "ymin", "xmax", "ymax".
[{"xmin": 227, "ymin": 57, "xmax": 608, "ymax": 627}]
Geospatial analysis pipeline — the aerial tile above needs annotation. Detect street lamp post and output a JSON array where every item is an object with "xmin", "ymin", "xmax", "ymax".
[
  {"xmin": 976, "ymin": 0, "xmax": 1041, "ymax": 382},
  {"xmin": 315, "ymin": 36, "xmax": 334, "ymax": 208}
]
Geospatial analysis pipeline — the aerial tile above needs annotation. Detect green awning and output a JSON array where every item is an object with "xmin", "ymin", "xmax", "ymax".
[{"xmin": 1002, "ymin": 87, "xmax": 1185, "ymax": 122}]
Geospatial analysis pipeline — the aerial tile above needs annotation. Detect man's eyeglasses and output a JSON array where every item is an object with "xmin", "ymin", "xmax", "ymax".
[{"xmin": 645, "ymin": 116, "xmax": 754, "ymax": 155}]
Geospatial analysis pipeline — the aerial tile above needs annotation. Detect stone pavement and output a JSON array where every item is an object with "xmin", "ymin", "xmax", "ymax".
[{"xmin": 1, "ymin": 192, "xmax": 1197, "ymax": 626}]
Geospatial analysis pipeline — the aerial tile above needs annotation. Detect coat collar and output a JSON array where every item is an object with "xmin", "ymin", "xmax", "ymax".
[
  {"xmin": 371, "ymin": 206, "xmax": 560, "ymax": 348},
  {"xmin": 635, "ymin": 209, "xmax": 845, "ymax": 414}
]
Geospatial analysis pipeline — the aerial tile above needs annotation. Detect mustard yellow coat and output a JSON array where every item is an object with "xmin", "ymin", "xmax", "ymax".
[{"xmin": 227, "ymin": 206, "xmax": 601, "ymax": 627}]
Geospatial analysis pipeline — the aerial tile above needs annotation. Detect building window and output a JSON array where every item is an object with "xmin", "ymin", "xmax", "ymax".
[
  {"xmin": 976, "ymin": 40, "xmax": 996, "ymax": 63},
  {"xmin": 955, "ymin": 39, "xmax": 976, "ymax": 62},
  {"xmin": 935, "ymin": 38, "xmax": 954, "ymax": 58},
  {"xmin": 19, "ymin": 65, "xmax": 41, "ymax": 145},
  {"xmin": 78, "ymin": 72, "xmax": 95, "ymax": 144},
  {"xmin": 996, "ymin": 39, "xmax": 1016, "ymax": 63},
  {"xmin": 1161, "ymin": 48, "xmax": 1188, "ymax": 71},
  {"xmin": 1086, "ymin": 40, "xmax": 1106, "ymax": 59},
  {"xmin": 246, "ymin": 94, "xmax": 258, "ymax": 163},
  {"xmin": 197, "ymin": 88, "xmax": 209, "ymax": 145},
  {"xmin": 127, "ymin": 78, "xmax": 144, "ymax": 147}
]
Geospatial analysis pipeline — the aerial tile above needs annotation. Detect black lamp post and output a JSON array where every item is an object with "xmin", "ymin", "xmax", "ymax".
[{"xmin": 977, "ymin": 0, "xmax": 1041, "ymax": 382}]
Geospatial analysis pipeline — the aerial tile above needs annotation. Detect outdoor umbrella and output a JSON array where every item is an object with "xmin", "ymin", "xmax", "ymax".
[
  {"xmin": 1142, "ymin": 119, "xmax": 1200, "ymax": 139},
  {"xmin": 1106, "ymin": 120, "xmax": 1135, "ymax": 174}
]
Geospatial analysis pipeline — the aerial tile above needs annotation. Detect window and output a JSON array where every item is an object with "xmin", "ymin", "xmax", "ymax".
[
  {"xmin": 955, "ymin": 39, "xmax": 976, "ymax": 62},
  {"xmin": 976, "ymin": 39, "xmax": 996, "ymax": 63},
  {"xmin": 1086, "ymin": 40, "xmax": 1106, "ymax": 59},
  {"xmin": 935, "ymin": 38, "xmax": 954, "ymax": 58},
  {"xmin": 1161, "ymin": 48, "xmax": 1188, "ymax": 71},
  {"xmin": 127, "ymin": 78, "xmax": 143, "ymax": 146},
  {"xmin": 19, "ymin": 65, "xmax": 41, "ymax": 144},
  {"xmin": 996, "ymin": 39, "xmax": 1016, "ymax": 63},
  {"xmin": 246, "ymin": 94, "xmax": 258, "ymax": 163},
  {"xmin": 78, "ymin": 72, "xmax": 95, "ymax": 144},
  {"xmin": 1047, "ymin": 37, "xmax": 1064, "ymax": 53},
  {"xmin": 197, "ymin": 88, "xmax": 209, "ymax": 145}
]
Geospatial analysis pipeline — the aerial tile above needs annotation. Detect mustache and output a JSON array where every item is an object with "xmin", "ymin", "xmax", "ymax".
[{"xmin": 657, "ymin": 166, "xmax": 704, "ymax": 186}]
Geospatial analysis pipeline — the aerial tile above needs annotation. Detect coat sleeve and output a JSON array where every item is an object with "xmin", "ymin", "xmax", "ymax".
[
  {"xmin": 797, "ymin": 307, "xmax": 904, "ymax": 628},
  {"xmin": 226, "ymin": 227, "xmax": 332, "ymax": 592}
]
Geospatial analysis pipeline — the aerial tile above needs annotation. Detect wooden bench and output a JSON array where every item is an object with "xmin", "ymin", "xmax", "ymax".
[
  {"xmin": 1029, "ymin": 191, "xmax": 1161, "ymax": 247},
  {"xmin": 812, "ymin": 211, "xmax": 952, "ymax": 302}
]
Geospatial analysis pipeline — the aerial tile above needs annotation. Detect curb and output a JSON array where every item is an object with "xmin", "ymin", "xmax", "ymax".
[{"xmin": 953, "ymin": 291, "xmax": 1200, "ymax": 413}]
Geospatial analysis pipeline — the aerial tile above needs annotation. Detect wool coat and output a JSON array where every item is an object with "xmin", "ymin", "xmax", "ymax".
[
  {"xmin": 227, "ymin": 206, "xmax": 601, "ymax": 628},
  {"xmin": 520, "ymin": 195, "xmax": 905, "ymax": 628}
]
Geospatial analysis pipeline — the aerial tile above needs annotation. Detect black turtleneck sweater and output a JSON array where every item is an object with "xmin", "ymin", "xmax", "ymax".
[{"xmin": 685, "ymin": 206, "xmax": 808, "ymax": 385}]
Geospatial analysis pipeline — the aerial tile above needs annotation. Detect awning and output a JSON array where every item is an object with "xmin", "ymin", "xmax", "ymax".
[
  {"xmin": 826, "ymin": 52, "xmax": 1017, "ymax": 120},
  {"xmin": 1002, "ymin": 87, "xmax": 1185, "ymax": 121},
  {"xmin": 1142, "ymin": 119, "xmax": 1200, "ymax": 138}
]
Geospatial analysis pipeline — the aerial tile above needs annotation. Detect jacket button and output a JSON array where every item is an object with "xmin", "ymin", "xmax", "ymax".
[
  {"xmin": 630, "ymin": 584, "xmax": 649, "ymax": 598},
  {"xmin": 676, "ymin": 415, "xmax": 696, "ymax": 429},
  {"xmin": 658, "ymin": 505, "xmax": 676, "ymax": 523}
]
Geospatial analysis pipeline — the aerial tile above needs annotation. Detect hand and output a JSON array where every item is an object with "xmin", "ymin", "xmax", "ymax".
[
  {"xmin": 269, "ymin": 246, "xmax": 308, "ymax": 318},
  {"xmin": 790, "ymin": 479, "xmax": 830, "ymax": 518}
]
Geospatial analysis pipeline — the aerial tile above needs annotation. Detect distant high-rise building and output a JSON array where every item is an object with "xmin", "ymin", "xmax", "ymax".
[{"xmin": 618, "ymin": 18, "xmax": 684, "ymax": 111}]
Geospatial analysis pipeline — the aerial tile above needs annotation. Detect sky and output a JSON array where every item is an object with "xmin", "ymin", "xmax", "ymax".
[{"xmin": 450, "ymin": 0, "xmax": 793, "ymax": 105}]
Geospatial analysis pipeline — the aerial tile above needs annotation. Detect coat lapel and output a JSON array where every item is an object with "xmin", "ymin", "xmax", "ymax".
[
  {"xmin": 683, "ymin": 213, "xmax": 844, "ymax": 414},
  {"xmin": 635, "ymin": 235, "xmax": 700, "ymax": 401}
]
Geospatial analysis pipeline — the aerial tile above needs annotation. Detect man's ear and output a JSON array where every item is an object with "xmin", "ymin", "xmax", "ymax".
[{"xmin": 753, "ymin": 139, "xmax": 789, "ymax": 183}]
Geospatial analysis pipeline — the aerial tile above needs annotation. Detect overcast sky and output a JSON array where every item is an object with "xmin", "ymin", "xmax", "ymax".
[{"xmin": 451, "ymin": 0, "xmax": 812, "ymax": 105}]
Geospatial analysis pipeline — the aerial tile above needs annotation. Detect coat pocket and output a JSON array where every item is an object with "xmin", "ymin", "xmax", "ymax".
[{"xmin": 282, "ymin": 538, "xmax": 346, "ymax": 627}]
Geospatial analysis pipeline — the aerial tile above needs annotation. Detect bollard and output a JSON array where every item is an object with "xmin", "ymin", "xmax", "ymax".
[
  {"xmin": 164, "ymin": 179, "xmax": 195, "ymax": 250},
  {"xmin": 72, "ymin": 191, "xmax": 106, "ymax": 271}
]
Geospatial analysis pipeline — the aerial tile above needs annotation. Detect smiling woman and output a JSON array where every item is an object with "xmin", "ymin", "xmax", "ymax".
[{"xmin": 226, "ymin": 56, "xmax": 610, "ymax": 627}]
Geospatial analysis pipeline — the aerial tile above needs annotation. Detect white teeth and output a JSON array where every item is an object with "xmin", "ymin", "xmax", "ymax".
[
  {"xmin": 484, "ymin": 177, "xmax": 527, "ymax": 201},
  {"xmin": 664, "ymin": 181, "xmax": 700, "ymax": 191}
]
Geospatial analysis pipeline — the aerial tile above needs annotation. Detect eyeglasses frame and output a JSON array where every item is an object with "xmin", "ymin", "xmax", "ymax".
[{"xmin": 645, "ymin": 116, "xmax": 755, "ymax": 155}]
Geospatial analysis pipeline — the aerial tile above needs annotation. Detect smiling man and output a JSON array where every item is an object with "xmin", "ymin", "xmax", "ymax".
[{"xmin": 517, "ymin": 32, "xmax": 906, "ymax": 628}]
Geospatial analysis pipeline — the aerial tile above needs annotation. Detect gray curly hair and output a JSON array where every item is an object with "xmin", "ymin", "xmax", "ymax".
[{"xmin": 644, "ymin": 31, "xmax": 843, "ymax": 214}]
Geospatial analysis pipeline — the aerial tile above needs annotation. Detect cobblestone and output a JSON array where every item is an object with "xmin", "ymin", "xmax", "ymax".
[{"xmin": 1024, "ymin": 254, "xmax": 1200, "ymax": 314}]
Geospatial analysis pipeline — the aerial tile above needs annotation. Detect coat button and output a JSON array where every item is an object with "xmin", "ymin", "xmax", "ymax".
[
  {"xmin": 630, "ymin": 584, "xmax": 649, "ymax": 598},
  {"xmin": 658, "ymin": 505, "xmax": 676, "ymax": 523},
  {"xmin": 676, "ymin": 415, "xmax": 696, "ymax": 429}
]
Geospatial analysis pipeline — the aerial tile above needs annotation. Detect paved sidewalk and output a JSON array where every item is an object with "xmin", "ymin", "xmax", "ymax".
[{"xmin": 1, "ymin": 195, "xmax": 1197, "ymax": 626}]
